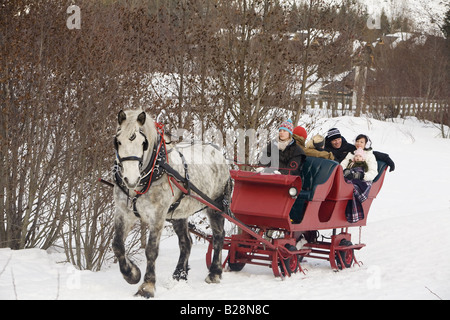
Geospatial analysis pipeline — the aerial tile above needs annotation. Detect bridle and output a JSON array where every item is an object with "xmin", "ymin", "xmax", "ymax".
[
  {"xmin": 114, "ymin": 123, "xmax": 167, "ymax": 190},
  {"xmin": 113, "ymin": 123, "xmax": 170, "ymax": 217},
  {"xmin": 114, "ymin": 128, "xmax": 149, "ymax": 168}
]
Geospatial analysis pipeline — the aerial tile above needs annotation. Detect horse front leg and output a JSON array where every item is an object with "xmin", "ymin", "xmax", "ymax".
[
  {"xmin": 112, "ymin": 215, "xmax": 141, "ymax": 285},
  {"xmin": 136, "ymin": 218, "xmax": 164, "ymax": 298},
  {"xmin": 171, "ymin": 218, "xmax": 192, "ymax": 281},
  {"xmin": 205, "ymin": 210, "xmax": 225, "ymax": 284}
]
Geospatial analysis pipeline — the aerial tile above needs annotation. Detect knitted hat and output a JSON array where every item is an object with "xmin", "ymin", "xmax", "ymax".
[
  {"xmin": 293, "ymin": 126, "xmax": 307, "ymax": 140},
  {"xmin": 326, "ymin": 128, "xmax": 342, "ymax": 141},
  {"xmin": 354, "ymin": 148, "xmax": 365, "ymax": 160},
  {"xmin": 279, "ymin": 119, "xmax": 294, "ymax": 135}
]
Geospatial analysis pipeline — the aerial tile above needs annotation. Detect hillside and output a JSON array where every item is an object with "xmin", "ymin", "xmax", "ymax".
[
  {"xmin": 360, "ymin": 0, "xmax": 447, "ymax": 34},
  {"xmin": 290, "ymin": 0, "xmax": 447, "ymax": 34}
]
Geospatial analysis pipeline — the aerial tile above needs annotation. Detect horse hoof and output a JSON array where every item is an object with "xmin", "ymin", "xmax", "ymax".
[
  {"xmin": 122, "ymin": 263, "xmax": 141, "ymax": 285},
  {"xmin": 173, "ymin": 268, "xmax": 189, "ymax": 281},
  {"xmin": 205, "ymin": 273, "xmax": 221, "ymax": 284},
  {"xmin": 135, "ymin": 283, "xmax": 155, "ymax": 299}
]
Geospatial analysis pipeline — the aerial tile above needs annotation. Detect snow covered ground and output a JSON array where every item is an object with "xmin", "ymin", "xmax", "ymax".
[{"xmin": 1, "ymin": 116, "xmax": 450, "ymax": 301}]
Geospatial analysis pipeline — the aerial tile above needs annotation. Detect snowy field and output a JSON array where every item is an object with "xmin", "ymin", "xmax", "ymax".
[{"xmin": 1, "ymin": 115, "xmax": 450, "ymax": 301}]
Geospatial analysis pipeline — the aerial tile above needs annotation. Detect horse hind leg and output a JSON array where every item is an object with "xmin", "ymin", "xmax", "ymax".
[
  {"xmin": 171, "ymin": 218, "xmax": 192, "ymax": 281},
  {"xmin": 112, "ymin": 216, "xmax": 141, "ymax": 285},
  {"xmin": 205, "ymin": 208, "xmax": 225, "ymax": 284}
]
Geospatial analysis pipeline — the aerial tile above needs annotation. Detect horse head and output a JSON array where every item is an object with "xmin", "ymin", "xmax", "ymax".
[{"xmin": 115, "ymin": 109, "xmax": 157, "ymax": 189}]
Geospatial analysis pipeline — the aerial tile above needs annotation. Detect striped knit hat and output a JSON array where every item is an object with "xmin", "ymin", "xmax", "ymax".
[
  {"xmin": 279, "ymin": 119, "xmax": 294, "ymax": 135},
  {"xmin": 326, "ymin": 128, "xmax": 342, "ymax": 141}
]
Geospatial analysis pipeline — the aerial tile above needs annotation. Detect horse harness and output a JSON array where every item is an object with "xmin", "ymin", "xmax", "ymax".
[{"xmin": 113, "ymin": 124, "xmax": 224, "ymax": 218}]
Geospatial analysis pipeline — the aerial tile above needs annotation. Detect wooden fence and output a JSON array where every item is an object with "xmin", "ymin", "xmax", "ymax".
[{"xmin": 304, "ymin": 96, "xmax": 449, "ymax": 124}]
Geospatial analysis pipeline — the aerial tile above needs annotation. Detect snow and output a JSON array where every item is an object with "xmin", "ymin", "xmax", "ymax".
[
  {"xmin": 361, "ymin": 0, "xmax": 448, "ymax": 35},
  {"xmin": 1, "ymin": 116, "xmax": 450, "ymax": 301},
  {"xmin": 290, "ymin": 0, "xmax": 448, "ymax": 35}
]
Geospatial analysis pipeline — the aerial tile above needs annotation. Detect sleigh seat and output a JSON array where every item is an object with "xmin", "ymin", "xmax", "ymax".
[{"xmin": 289, "ymin": 157, "xmax": 338, "ymax": 224}]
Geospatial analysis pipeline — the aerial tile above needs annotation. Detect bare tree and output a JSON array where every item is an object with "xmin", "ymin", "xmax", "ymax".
[{"xmin": 292, "ymin": 0, "xmax": 364, "ymax": 123}]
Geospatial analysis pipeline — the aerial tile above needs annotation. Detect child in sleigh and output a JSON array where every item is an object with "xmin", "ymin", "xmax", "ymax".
[{"xmin": 342, "ymin": 148, "xmax": 368, "ymax": 181}]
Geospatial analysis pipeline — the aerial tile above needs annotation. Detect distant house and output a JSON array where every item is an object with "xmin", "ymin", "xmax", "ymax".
[
  {"xmin": 319, "ymin": 81, "xmax": 352, "ymax": 97},
  {"xmin": 342, "ymin": 68, "xmax": 377, "ymax": 91},
  {"xmin": 374, "ymin": 32, "xmax": 427, "ymax": 48},
  {"xmin": 319, "ymin": 68, "xmax": 378, "ymax": 97}
]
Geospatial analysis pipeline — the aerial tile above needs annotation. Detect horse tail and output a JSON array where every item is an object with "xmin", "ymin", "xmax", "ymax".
[{"xmin": 222, "ymin": 178, "xmax": 233, "ymax": 215}]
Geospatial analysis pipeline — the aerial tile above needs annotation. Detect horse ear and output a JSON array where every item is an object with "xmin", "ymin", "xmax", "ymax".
[
  {"xmin": 118, "ymin": 110, "xmax": 127, "ymax": 125},
  {"xmin": 137, "ymin": 111, "xmax": 146, "ymax": 126}
]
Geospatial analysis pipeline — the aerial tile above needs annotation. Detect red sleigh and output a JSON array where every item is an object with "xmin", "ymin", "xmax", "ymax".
[{"xmin": 205, "ymin": 157, "xmax": 388, "ymax": 277}]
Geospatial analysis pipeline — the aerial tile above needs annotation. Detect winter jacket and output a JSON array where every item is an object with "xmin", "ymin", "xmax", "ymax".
[
  {"xmin": 341, "ymin": 148, "xmax": 378, "ymax": 182},
  {"xmin": 293, "ymin": 134, "xmax": 335, "ymax": 160},
  {"xmin": 260, "ymin": 139, "xmax": 306, "ymax": 176},
  {"xmin": 325, "ymin": 134, "xmax": 396, "ymax": 171},
  {"xmin": 324, "ymin": 136, "xmax": 356, "ymax": 163}
]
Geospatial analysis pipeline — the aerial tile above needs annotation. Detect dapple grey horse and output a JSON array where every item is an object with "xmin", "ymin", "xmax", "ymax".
[{"xmin": 112, "ymin": 109, "xmax": 230, "ymax": 298}]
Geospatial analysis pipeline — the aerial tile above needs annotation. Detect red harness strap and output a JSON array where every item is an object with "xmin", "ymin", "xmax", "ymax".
[
  {"xmin": 134, "ymin": 122, "xmax": 174, "ymax": 196},
  {"xmin": 168, "ymin": 177, "xmax": 223, "ymax": 212}
]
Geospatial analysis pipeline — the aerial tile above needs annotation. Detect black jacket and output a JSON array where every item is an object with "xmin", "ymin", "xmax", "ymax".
[
  {"xmin": 324, "ymin": 136, "xmax": 356, "ymax": 163},
  {"xmin": 260, "ymin": 139, "xmax": 306, "ymax": 175}
]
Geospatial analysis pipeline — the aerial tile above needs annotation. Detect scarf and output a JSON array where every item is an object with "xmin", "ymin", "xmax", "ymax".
[{"xmin": 278, "ymin": 138, "xmax": 292, "ymax": 151}]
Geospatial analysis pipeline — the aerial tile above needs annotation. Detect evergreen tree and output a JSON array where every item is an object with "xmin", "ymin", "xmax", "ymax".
[
  {"xmin": 443, "ymin": 6, "xmax": 450, "ymax": 38},
  {"xmin": 380, "ymin": 8, "xmax": 390, "ymax": 34}
]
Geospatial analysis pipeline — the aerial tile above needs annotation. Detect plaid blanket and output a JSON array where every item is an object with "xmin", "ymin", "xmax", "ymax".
[{"xmin": 345, "ymin": 177, "xmax": 372, "ymax": 223}]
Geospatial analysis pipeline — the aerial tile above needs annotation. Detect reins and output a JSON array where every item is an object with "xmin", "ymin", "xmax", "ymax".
[{"xmin": 134, "ymin": 121, "xmax": 173, "ymax": 196}]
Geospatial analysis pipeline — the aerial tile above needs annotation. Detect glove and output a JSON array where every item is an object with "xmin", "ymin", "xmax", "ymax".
[
  {"xmin": 386, "ymin": 157, "xmax": 395, "ymax": 172},
  {"xmin": 255, "ymin": 167, "xmax": 264, "ymax": 173},
  {"xmin": 352, "ymin": 171, "xmax": 364, "ymax": 180},
  {"xmin": 343, "ymin": 169, "xmax": 353, "ymax": 179},
  {"xmin": 373, "ymin": 151, "xmax": 395, "ymax": 172}
]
